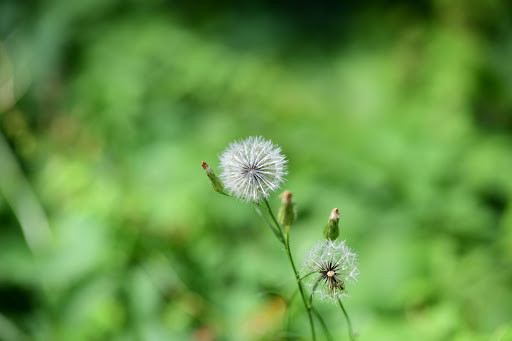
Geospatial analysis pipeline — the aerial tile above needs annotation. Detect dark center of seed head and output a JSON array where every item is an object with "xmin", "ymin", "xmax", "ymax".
[{"xmin": 243, "ymin": 165, "xmax": 260, "ymax": 176}]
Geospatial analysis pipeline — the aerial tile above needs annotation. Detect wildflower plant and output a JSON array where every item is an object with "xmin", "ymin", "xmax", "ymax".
[{"xmin": 202, "ymin": 136, "xmax": 358, "ymax": 341}]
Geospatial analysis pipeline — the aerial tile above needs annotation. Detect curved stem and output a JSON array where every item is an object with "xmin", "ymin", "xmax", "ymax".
[
  {"xmin": 309, "ymin": 276, "xmax": 323, "ymax": 302},
  {"xmin": 254, "ymin": 204, "xmax": 284, "ymax": 243},
  {"xmin": 262, "ymin": 199, "xmax": 316, "ymax": 341},
  {"xmin": 338, "ymin": 299, "xmax": 355, "ymax": 341},
  {"xmin": 312, "ymin": 306, "xmax": 333, "ymax": 341},
  {"xmin": 284, "ymin": 288, "xmax": 299, "ymax": 336},
  {"xmin": 299, "ymin": 270, "xmax": 320, "ymax": 282},
  {"xmin": 286, "ymin": 227, "xmax": 317, "ymax": 341},
  {"xmin": 309, "ymin": 277, "xmax": 332, "ymax": 341}
]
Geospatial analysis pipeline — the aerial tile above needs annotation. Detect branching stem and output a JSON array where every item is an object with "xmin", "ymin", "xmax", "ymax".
[{"xmin": 261, "ymin": 198, "xmax": 316, "ymax": 341}]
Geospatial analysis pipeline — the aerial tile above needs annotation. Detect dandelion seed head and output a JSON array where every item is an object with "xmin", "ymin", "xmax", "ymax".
[
  {"xmin": 303, "ymin": 239, "xmax": 359, "ymax": 303},
  {"xmin": 219, "ymin": 136, "xmax": 287, "ymax": 203}
]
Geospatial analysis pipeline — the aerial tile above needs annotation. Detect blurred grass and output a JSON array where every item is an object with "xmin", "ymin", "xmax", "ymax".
[{"xmin": 1, "ymin": 1, "xmax": 512, "ymax": 340}]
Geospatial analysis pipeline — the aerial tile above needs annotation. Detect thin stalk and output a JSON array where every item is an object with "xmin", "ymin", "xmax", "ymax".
[
  {"xmin": 308, "ymin": 277, "xmax": 332, "ymax": 341},
  {"xmin": 311, "ymin": 306, "xmax": 333, "ymax": 341},
  {"xmin": 284, "ymin": 288, "xmax": 299, "ymax": 336},
  {"xmin": 299, "ymin": 270, "xmax": 319, "ymax": 282},
  {"xmin": 263, "ymin": 199, "xmax": 285, "ymax": 240},
  {"xmin": 287, "ymin": 287, "xmax": 299, "ymax": 303},
  {"xmin": 338, "ymin": 299, "xmax": 355, "ymax": 341},
  {"xmin": 262, "ymin": 199, "xmax": 316, "ymax": 341},
  {"xmin": 254, "ymin": 204, "xmax": 284, "ymax": 243}
]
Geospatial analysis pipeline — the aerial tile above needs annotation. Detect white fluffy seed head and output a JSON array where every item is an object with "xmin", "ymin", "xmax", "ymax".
[
  {"xmin": 303, "ymin": 239, "xmax": 359, "ymax": 303},
  {"xmin": 219, "ymin": 136, "xmax": 287, "ymax": 203}
]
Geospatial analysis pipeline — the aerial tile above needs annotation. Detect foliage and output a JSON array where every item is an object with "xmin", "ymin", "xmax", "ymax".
[{"xmin": 1, "ymin": 1, "xmax": 512, "ymax": 340}]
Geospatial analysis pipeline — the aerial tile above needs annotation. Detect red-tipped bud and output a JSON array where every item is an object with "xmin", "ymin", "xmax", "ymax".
[
  {"xmin": 324, "ymin": 208, "xmax": 340, "ymax": 240},
  {"xmin": 201, "ymin": 161, "xmax": 225, "ymax": 194},
  {"xmin": 278, "ymin": 190, "xmax": 296, "ymax": 227}
]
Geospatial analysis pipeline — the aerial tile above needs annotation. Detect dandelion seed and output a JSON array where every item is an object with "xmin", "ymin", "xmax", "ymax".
[
  {"xmin": 219, "ymin": 136, "xmax": 287, "ymax": 203},
  {"xmin": 303, "ymin": 239, "xmax": 359, "ymax": 303}
]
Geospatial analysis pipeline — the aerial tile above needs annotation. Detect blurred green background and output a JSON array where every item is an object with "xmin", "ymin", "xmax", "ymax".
[{"xmin": 1, "ymin": 1, "xmax": 512, "ymax": 340}]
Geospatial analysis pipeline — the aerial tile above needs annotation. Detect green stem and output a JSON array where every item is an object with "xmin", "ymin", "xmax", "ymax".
[
  {"xmin": 263, "ymin": 199, "xmax": 283, "ymax": 238},
  {"xmin": 262, "ymin": 199, "xmax": 316, "ymax": 341},
  {"xmin": 311, "ymin": 306, "xmax": 333, "ymax": 341},
  {"xmin": 254, "ymin": 204, "xmax": 284, "ymax": 243},
  {"xmin": 299, "ymin": 270, "xmax": 319, "ymax": 282},
  {"xmin": 338, "ymin": 299, "xmax": 355, "ymax": 341},
  {"xmin": 284, "ymin": 288, "xmax": 298, "ymax": 336},
  {"xmin": 308, "ymin": 276, "xmax": 332, "ymax": 341},
  {"xmin": 287, "ymin": 287, "xmax": 299, "ymax": 303}
]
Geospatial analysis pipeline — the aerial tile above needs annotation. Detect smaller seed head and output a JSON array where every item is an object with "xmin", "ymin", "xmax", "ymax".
[{"xmin": 303, "ymin": 239, "xmax": 359, "ymax": 303}]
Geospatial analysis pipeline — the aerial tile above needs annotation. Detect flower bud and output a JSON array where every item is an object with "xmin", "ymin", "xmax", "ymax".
[
  {"xmin": 323, "ymin": 208, "xmax": 340, "ymax": 240},
  {"xmin": 201, "ymin": 161, "xmax": 225, "ymax": 194},
  {"xmin": 278, "ymin": 190, "xmax": 296, "ymax": 227}
]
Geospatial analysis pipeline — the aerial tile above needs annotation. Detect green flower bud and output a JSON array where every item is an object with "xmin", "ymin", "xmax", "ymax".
[
  {"xmin": 278, "ymin": 190, "xmax": 296, "ymax": 227},
  {"xmin": 201, "ymin": 161, "xmax": 225, "ymax": 194},
  {"xmin": 323, "ymin": 208, "xmax": 340, "ymax": 240}
]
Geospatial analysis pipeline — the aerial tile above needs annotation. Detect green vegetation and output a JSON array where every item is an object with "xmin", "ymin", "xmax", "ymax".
[{"xmin": 1, "ymin": 1, "xmax": 512, "ymax": 340}]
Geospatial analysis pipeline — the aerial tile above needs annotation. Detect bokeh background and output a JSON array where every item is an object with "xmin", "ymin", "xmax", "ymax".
[{"xmin": 1, "ymin": 1, "xmax": 512, "ymax": 340}]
